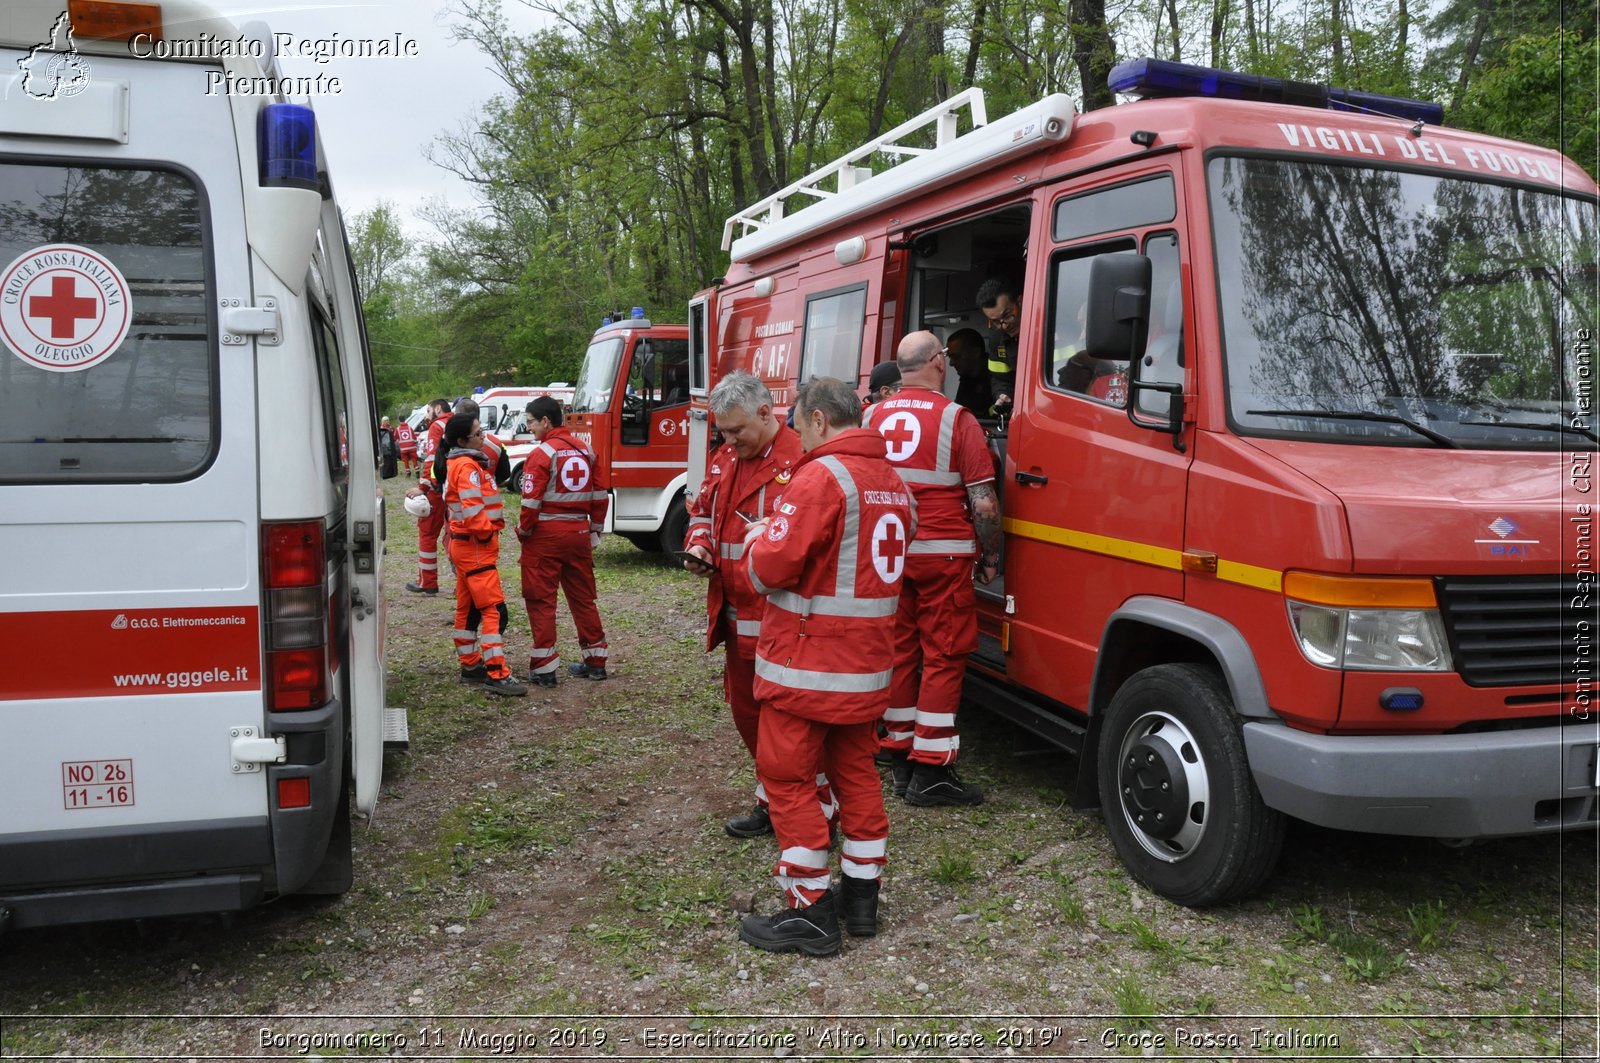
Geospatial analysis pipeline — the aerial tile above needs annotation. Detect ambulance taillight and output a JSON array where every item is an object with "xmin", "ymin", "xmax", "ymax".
[{"xmin": 263, "ymin": 521, "xmax": 330, "ymax": 711}]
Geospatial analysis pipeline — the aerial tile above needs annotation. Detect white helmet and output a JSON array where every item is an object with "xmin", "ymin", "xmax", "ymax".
[{"xmin": 403, "ymin": 493, "xmax": 431, "ymax": 518}]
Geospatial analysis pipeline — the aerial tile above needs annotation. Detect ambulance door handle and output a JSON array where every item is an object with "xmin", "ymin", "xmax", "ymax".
[{"xmin": 1015, "ymin": 470, "xmax": 1049, "ymax": 486}]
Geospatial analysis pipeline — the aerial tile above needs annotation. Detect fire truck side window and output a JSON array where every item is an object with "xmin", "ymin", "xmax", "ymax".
[
  {"xmin": 799, "ymin": 284, "xmax": 869, "ymax": 382},
  {"xmin": 1139, "ymin": 233, "xmax": 1186, "ymax": 418},
  {"xmin": 622, "ymin": 337, "xmax": 691, "ymax": 445},
  {"xmin": 1045, "ymin": 240, "xmax": 1136, "ymax": 405},
  {"xmin": 1052, "ymin": 174, "xmax": 1176, "ymax": 242}
]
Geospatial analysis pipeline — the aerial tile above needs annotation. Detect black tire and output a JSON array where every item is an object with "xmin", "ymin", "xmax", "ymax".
[
  {"xmin": 1095, "ymin": 663, "xmax": 1285, "ymax": 907},
  {"xmin": 656, "ymin": 490, "xmax": 689, "ymax": 554},
  {"xmin": 298, "ymin": 767, "xmax": 353, "ymax": 896},
  {"xmin": 621, "ymin": 531, "xmax": 660, "ymax": 551}
]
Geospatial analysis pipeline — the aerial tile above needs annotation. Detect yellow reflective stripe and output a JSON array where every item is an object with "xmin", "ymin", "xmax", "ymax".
[
  {"xmin": 1218, "ymin": 559, "xmax": 1283, "ymax": 592},
  {"xmin": 1004, "ymin": 517, "xmax": 1182, "ymax": 570},
  {"xmin": 1002, "ymin": 517, "xmax": 1284, "ymax": 591}
]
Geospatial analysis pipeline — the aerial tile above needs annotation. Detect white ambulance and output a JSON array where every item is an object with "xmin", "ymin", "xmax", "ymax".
[{"xmin": 0, "ymin": 0, "xmax": 391, "ymax": 928}]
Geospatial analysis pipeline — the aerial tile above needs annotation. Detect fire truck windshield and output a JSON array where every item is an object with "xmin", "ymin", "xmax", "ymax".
[
  {"xmin": 1210, "ymin": 156, "xmax": 1597, "ymax": 450},
  {"xmin": 571, "ymin": 335, "xmax": 625, "ymax": 414}
]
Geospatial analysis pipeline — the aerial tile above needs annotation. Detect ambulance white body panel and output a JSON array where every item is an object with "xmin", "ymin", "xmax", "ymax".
[{"xmin": 0, "ymin": 0, "xmax": 389, "ymax": 930}]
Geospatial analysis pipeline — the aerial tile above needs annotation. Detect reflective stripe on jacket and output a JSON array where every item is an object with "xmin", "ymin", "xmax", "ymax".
[
  {"xmin": 746, "ymin": 428, "xmax": 914, "ymax": 723},
  {"xmin": 685, "ymin": 425, "xmax": 803, "ymax": 653},
  {"xmin": 865, "ymin": 385, "xmax": 987, "ymax": 555},
  {"xmin": 518, "ymin": 427, "xmax": 609, "ymax": 537}
]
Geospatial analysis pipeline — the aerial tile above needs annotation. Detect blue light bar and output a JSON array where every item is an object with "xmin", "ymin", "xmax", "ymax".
[
  {"xmin": 257, "ymin": 103, "xmax": 318, "ymax": 191},
  {"xmin": 631, "ymin": 306, "xmax": 645, "ymax": 319},
  {"xmin": 1108, "ymin": 57, "xmax": 1444, "ymax": 126}
]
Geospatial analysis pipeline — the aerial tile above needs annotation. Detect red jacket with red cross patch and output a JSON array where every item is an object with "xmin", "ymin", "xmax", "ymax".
[
  {"xmin": 745, "ymin": 428, "xmax": 915, "ymax": 724},
  {"xmin": 864, "ymin": 384, "xmax": 993, "ymax": 555},
  {"xmin": 518, "ymin": 426, "xmax": 609, "ymax": 538},
  {"xmin": 685, "ymin": 424, "xmax": 803, "ymax": 653}
]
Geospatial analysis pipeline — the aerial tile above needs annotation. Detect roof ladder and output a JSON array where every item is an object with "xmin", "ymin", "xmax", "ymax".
[{"xmin": 721, "ymin": 88, "xmax": 988, "ymax": 251}]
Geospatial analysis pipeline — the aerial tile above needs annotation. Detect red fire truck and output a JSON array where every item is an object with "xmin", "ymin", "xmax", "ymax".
[
  {"xmin": 568, "ymin": 309, "xmax": 694, "ymax": 552},
  {"xmin": 688, "ymin": 59, "xmax": 1597, "ymax": 905}
]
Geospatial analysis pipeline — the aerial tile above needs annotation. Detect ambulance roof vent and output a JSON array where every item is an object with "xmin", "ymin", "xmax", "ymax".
[
  {"xmin": 726, "ymin": 90, "xmax": 1077, "ymax": 261},
  {"xmin": 1109, "ymin": 57, "xmax": 1443, "ymax": 126}
]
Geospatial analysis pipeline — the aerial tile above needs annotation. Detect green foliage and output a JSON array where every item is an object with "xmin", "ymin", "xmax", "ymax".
[
  {"xmin": 365, "ymin": 0, "xmax": 1592, "ymax": 405},
  {"xmin": 1454, "ymin": 31, "xmax": 1599, "ymax": 179}
]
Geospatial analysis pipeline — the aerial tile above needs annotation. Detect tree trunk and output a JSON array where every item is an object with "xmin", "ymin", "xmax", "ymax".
[
  {"xmin": 963, "ymin": 0, "xmax": 983, "ymax": 87},
  {"xmin": 1165, "ymin": 0, "xmax": 1181, "ymax": 61},
  {"xmin": 1069, "ymin": 0, "xmax": 1115, "ymax": 110},
  {"xmin": 1450, "ymin": 0, "xmax": 1491, "ymax": 115},
  {"xmin": 1211, "ymin": 0, "xmax": 1230, "ymax": 67}
]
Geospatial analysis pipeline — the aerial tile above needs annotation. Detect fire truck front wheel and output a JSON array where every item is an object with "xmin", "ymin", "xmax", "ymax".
[{"xmin": 1096, "ymin": 663, "xmax": 1285, "ymax": 907}]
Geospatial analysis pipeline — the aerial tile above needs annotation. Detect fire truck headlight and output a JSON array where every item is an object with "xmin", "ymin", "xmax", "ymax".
[{"xmin": 1288, "ymin": 602, "xmax": 1452, "ymax": 672}]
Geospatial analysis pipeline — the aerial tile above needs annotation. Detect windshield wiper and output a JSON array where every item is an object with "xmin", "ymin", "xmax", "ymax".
[
  {"xmin": 1459, "ymin": 420, "xmax": 1598, "ymax": 444},
  {"xmin": 1245, "ymin": 408, "xmax": 1459, "ymax": 448}
]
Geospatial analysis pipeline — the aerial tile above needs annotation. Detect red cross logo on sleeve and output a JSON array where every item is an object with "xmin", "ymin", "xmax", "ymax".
[
  {"xmin": 871, "ymin": 513, "xmax": 908, "ymax": 584},
  {"xmin": 877, "ymin": 411, "xmax": 921, "ymax": 463},
  {"xmin": 559, "ymin": 454, "xmax": 590, "ymax": 492}
]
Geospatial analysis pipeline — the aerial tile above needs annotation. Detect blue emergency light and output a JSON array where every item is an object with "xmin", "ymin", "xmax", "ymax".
[
  {"xmin": 631, "ymin": 306, "xmax": 645, "ymax": 319},
  {"xmin": 257, "ymin": 103, "xmax": 318, "ymax": 191},
  {"xmin": 1108, "ymin": 57, "xmax": 1444, "ymax": 126}
]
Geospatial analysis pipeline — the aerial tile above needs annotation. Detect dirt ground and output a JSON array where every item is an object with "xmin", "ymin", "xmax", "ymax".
[{"xmin": 1, "ymin": 475, "xmax": 1596, "ymax": 1061}]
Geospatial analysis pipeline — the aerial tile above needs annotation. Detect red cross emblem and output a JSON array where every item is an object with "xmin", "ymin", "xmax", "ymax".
[
  {"xmin": 29, "ymin": 275, "xmax": 98, "ymax": 340},
  {"xmin": 559, "ymin": 454, "xmax": 590, "ymax": 492},
  {"xmin": 871, "ymin": 513, "xmax": 908, "ymax": 584},
  {"xmin": 877, "ymin": 411, "xmax": 921, "ymax": 463},
  {"xmin": 1, "ymin": 244, "xmax": 132, "ymax": 373}
]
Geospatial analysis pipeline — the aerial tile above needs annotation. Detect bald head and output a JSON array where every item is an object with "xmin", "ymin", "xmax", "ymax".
[{"xmin": 896, "ymin": 330, "xmax": 946, "ymax": 388}]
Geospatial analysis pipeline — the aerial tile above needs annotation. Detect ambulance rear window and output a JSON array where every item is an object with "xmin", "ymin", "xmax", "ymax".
[{"xmin": 0, "ymin": 162, "xmax": 213, "ymax": 482}]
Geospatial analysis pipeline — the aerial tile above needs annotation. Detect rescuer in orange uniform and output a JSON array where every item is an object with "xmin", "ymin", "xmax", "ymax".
[
  {"xmin": 435, "ymin": 398, "xmax": 514, "ymax": 678},
  {"xmin": 517, "ymin": 396, "xmax": 610, "ymax": 687},
  {"xmin": 682, "ymin": 372, "xmax": 826, "ymax": 839},
  {"xmin": 442, "ymin": 413, "xmax": 526, "ymax": 697},
  {"xmin": 866, "ymin": 331, "xmax": 1001, "ymax": 806},
  {"xmin": 405, "ymin": 397, "xmax": 453, "ymax": 594},
  {"xmin": 738, "ymin": 376, "xmax": 914, "ymax": 955}
]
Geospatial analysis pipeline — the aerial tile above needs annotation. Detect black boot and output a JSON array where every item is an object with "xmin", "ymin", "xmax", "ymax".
[
  {"xmin": 905, "ymin": 763, "xmax": 984, "ymax": 806},
  {"xmin": 724, "ymin": 804, "xmax": 772, "ymax": 838},
  {"xmin": 839, "ymin": 876, "xmax": 880, "ymax": 937},
  {"xmin": 739, "ymin": 890, "xmax": 841, "ymax": 955},
  {"xmin": 890, "ymin": 752, "xmax": 913, "ymax": 798}
]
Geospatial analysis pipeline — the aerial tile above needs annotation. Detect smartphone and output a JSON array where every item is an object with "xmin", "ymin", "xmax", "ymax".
[{"xmin": 673, "ymin": 549, "xmax": 711, "ymax": 567}]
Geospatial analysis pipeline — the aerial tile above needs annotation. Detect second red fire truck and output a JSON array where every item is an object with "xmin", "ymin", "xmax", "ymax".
[{"xmin": 688, "ymin": 60, "xmax": 1597, "ymax": 905}]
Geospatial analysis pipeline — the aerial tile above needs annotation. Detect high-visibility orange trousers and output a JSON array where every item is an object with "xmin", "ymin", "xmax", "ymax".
[
  {"xmin": 520, "ymin": 530, "xmax": 607, "ymax": 676},
  {"xmin": 449, "ymin": 537, "xmax": 510, "ymax": 680},
  {"xmin": 756, "ymin": 707, "xmax": 886, "ymax": 908}
]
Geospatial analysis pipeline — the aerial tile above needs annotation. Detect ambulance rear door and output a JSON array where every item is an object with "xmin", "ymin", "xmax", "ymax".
[{"xmin": 0, "ymin": 52, "xmax": 268, "ymax": 912}]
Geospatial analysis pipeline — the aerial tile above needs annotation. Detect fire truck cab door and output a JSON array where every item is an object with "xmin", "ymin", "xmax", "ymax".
[{"xmin": 1003, "ymin": 185, "xmax": 1193, "ymax": 711}]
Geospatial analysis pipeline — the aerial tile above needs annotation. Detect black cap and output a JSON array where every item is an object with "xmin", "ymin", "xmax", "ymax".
[{"xmin": 868, "ymin": 361, "xmax": 901, "ymax": 393}]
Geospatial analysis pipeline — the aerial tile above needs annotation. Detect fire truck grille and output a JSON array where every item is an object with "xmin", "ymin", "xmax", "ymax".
[{"xmin": 1436, "ymin": 576, "xmax": 1585, "ymax": 688}]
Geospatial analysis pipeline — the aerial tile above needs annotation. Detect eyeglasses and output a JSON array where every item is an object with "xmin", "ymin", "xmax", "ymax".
[{"xmin": 985, "ymin": 307, "xmax": 1019, "ymax": 328}]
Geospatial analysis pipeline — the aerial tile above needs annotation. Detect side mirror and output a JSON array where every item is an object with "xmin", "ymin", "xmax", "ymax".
[{"xmin": 1082, "ymin": 254, "xmax": 1151, "ymax": 362}]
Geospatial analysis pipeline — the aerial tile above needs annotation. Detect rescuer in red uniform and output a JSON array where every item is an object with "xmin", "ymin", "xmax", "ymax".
[
  {"xmin": 442, "ymin": 413, "xmax": 526, "ymax": 697},
  {"xmin": 394, "ymin": 417, "xmax": 417, "ymax": 472},
  {"xmin": 683, "ymin": 372, "xmax": 835, "ymax": 840},
  {"xmin": 518, "ymin": 396, "xmax": 610, "ymax": 687},
  {"xmin": 405, "ymin": 398, "xmax": 453, "ymax": 594},
  {"xmin": 738, "ymin": 376, "xmax": 914, "ymax": 955},
  {"xmin": 866, "ymin": 331, "xmax": 1001, "ymax": 806}
]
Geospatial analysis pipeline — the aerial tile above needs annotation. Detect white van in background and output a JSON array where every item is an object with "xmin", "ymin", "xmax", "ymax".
[{"xmin": 0, "ymin": 0, "xmax": 392, "ymax": 929}]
